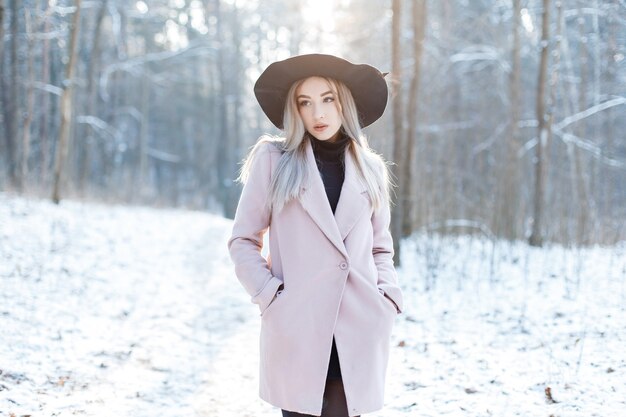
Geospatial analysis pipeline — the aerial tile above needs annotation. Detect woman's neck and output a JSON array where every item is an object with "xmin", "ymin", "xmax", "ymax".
[{"xmin": 309, "ymin": 132, "xmax": 350, "ymax": 158}]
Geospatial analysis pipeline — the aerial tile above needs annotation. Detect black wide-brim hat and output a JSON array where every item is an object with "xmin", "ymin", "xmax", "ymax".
[{"xmin": 254, "ymin": 54, "xmax": 388, "ymax": 129}]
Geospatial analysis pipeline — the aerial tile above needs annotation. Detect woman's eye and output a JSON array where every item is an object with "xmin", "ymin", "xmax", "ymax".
[
  {"xmin": 298, "ymin": 100, "xmax": 310, "ymax": 107},
  {"xmin": 324, "ymin": 96, "xmax": 335, "ymax": 103}
]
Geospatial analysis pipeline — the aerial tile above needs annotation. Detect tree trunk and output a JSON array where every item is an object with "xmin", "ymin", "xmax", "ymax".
[
  {"xmin": 213, "ymin": 0, "xmax": 230, "ymax": 214},
  {"xmin": 21, "ymin": 8, "xmax": 35, "ymax": 187},
  {"xmin": 402, "ymin": 0, "xmax": 426, "ymax": 236},
  {"xmin": 52, "ymin": 0, "xmax": 82, "ymax": 204},
  {"xmin": 78, "ymin": 0, "xmax": 107, "ymax": 192},
  {"xmin": 138, "ymin": 65, "xmax": 150, "ymax": 197},
  {"xmin": 38, "ymin": 1, "xmax": 52, "ymax": 184},
  {"xmin": 572, "ymin": 1, "xmax": 591, "ymax": 244},
  {"xmin": 390, "ymin": 0, "xmax": 404, "ymax": 265},
  {"xmin": 496, "ymin": 0, "xmax": 522, "ymax": 241},
  {"xmin": 0, "ymin": 1, "xmax": 4, "ymax": 64},
  {"xmin": 603, "ymin": 0, "xmax": 618, "ymax": 243},
  {"xmin": 547, "ymin": 1, "xmax": 561, "ymax": 242},
  {"xmin": 529, "ymin": 0, "xmax": 551, "ymax": 247},
  {"xmin": 0, "ymin": 0, "xmax": 6, "ymax": 173},
  {"xmin": 3, "ymin": 0, "xmax": 20, "ymax": 188},
  {"xmin": 225, "ymin": 3, "xmax": 243, "ymax": 218}
]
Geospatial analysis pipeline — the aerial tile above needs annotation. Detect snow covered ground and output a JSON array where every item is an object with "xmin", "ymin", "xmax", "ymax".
[{"xmin": 1, "ymin": 192, "xmax": 624, "ymax": 417}]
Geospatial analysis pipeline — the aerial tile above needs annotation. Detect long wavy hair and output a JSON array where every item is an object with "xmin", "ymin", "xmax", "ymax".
[{"xmin": 238, "ymin": 76, "xmax": 393, "ymax": 214}]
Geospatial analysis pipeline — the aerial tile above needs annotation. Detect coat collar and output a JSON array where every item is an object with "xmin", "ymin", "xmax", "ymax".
[{"xmin": 299, "ymin": 138, "xmax": 370, "ymax": 258}]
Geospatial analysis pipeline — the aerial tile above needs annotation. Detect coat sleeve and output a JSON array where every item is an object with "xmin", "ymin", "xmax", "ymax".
[
  {"xmin": 371, "ymin": 174, "xmax": 404, "ymax": 315},
  {"xmin": 227, "ymin": 143, "xmax": 283, "ymax": 314}
]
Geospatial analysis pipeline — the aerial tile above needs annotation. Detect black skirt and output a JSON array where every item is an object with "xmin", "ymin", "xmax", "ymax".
[{"xmin": 326, "ymin": 336, "xmax": 342, "ymax": 380}]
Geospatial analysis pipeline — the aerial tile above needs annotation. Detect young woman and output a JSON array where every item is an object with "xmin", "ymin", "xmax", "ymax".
[{"xmin": 227, "ymin": 54, "xmax": 404, "ymax": 417}]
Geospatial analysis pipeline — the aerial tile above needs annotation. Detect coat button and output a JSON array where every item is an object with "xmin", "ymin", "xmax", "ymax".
[{"xmin": 339, "ymin": 262, "xmax": 348, "ymax": 270}]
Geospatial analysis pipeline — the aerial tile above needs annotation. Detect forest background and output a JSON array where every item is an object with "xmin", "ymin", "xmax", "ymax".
[{"xmin": 1, "ymin": 0, "xmax": 625, "ymax": 255}]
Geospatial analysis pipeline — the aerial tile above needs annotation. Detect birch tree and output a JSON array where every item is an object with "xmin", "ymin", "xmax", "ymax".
[
  {"xmin": 495, "ymin": 0, "xmax": 522, "ymax": 240},
  {"xmin": 0, "ymin": 0, "xmax": 5, "ymax": 172},
  {"xmin": 403, "ymin": 0, "xmax": 426, "ymax": 235},
  {"xmin": 21, "ymin": 8, "xmax": 36, "ymax": 186},
  {"xmin": 2, "ymin": 0, "xmax": 19, "ymax": 188},
  {"xmin": 52, "ymin": 0, "xmax": 82, "ymax": 204},
  {"xmin": 529, "ymin": 0, "xmax": 551, "ymax": 247},
  {"xmin": 390, "ymin": 0, "xmax": 403, "ymax": 265},
  {"xmin": 0, "ymin": 1, "xmax": 3, "ymax": 69}
]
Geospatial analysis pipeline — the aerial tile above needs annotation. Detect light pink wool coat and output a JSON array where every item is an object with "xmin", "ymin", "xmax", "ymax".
[{"xmin": 227, "ymin": 138, "xmax": 404, "ymax": 417}]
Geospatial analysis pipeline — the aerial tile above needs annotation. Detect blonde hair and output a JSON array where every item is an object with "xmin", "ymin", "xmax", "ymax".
[{"xmin": 237, "ymin": 76, "xmax": 393, "ymax": 213}]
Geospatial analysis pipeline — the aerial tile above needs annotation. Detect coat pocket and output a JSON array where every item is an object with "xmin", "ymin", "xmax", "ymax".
[
  {"xmin": 378, "ymin": 288, "xmax": 398, "ymax": 315},
  {"xmin": 261, "ymin": 286, "xmax": 284, "ymax": 317}
]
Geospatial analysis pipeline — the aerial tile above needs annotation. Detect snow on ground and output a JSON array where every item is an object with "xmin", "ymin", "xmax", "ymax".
[
  {"xmin": 387, "ymin": 236, "xmax": 625, "ymax": 417},
  {"xmin": 1, "ymin": 192, "xmax": 624, "ymax": 417}
]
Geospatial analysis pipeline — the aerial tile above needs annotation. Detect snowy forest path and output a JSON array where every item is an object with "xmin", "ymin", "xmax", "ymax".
[{"xmin": 0, "ymin": 195, "xmax": 273, "ymax": 416}]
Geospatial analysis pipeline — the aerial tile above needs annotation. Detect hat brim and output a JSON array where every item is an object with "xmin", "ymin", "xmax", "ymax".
[{"xmin": 254, "ymin": 54, "xmax": 388, "ymax": 129}]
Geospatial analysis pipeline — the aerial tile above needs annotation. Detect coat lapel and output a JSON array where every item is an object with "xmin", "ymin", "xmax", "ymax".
[
  {"xmin": 299, "ymin": 139, "xmax": 370, "ymax": 258},
  {"xmin": 334, "ymin": 146, "xmax": 370, "ymax": 240},
  {"xmin": 300, "ymin": 140, "xmax": 346, "ymax": 257}
]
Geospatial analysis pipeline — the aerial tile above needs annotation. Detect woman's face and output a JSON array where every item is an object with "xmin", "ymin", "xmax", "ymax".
[{"xmin": 295, "ymin": 76, "xmax": 342, "ymax": 142}]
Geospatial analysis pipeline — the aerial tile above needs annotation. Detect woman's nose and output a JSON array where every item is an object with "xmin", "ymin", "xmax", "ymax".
[{"xmin": 314, "ymin": 105, "xmax": 325, "ymax": 120}]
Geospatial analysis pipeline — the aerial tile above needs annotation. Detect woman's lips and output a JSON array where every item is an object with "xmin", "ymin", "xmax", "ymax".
[{"xmin": 314, "ymin": 124, "xmax": 328, "ymax": 132}]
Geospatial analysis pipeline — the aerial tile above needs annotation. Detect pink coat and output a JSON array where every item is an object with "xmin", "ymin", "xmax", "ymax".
[{"xmin": 227, "ymin": 138, "xmax": 404, "ymax": 417}]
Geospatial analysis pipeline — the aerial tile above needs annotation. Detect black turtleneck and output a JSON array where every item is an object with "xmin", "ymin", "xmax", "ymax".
[{"xmin": 309, "ymin": 132, "xmax": 350, "ymax": 214}]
